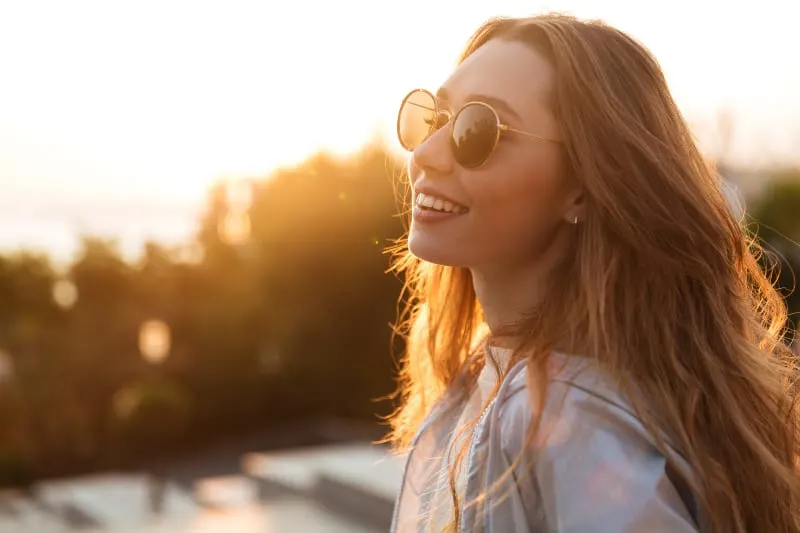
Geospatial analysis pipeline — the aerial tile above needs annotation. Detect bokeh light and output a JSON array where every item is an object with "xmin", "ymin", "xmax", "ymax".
[
  {"xmin": 138, "ymin": 320, "xmax": 171, "ymax": 365},
  {"xmin": 52, "ymin": 279, "xmax": 79, "ymax": 309},
  {"xmin": 0, "ymin": 349, "xmax": 14, "ymax": 383},
  {"xmin": 218, "ymin": 210, "xmax": 252, "ymax": 246},
  {"xmin": 112, "ymin": 386, "xmax": 139, "ymax": 419}
]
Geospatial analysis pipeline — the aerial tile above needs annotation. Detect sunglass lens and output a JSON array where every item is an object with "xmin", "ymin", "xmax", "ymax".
[
  {"xmin": 397, "ymin": 90, "xmax": 436, "ymax": 151},
  {"xmin": 451, "ymin": 103, "xmax": 499, "ymax": 168}
]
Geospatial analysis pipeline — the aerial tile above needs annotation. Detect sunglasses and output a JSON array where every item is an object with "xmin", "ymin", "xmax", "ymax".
[{"xmin": 396, "ymin": 88, "xmax": 560, "ymax": 169}]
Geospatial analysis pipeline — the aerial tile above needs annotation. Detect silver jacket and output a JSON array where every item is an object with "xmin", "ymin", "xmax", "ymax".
[{"xmin": 391, "ymin": 354, "xmax": 704, "ymax": 532}]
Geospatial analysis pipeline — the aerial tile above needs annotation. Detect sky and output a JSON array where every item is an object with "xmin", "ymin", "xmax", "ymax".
[{"xmin": 0, "ymin": 0, "xmax": 799, "ymax": 263}]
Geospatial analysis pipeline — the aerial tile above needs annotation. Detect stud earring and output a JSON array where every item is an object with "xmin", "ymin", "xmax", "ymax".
[{"xmin": 570, "ymin": 215, "xmax": 579, "ymax": 225}]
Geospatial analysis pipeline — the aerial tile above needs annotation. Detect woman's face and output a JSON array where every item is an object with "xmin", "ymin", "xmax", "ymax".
[{"xmin": 407, "ymin": 38, "xmax": 581, "ymax": 272}]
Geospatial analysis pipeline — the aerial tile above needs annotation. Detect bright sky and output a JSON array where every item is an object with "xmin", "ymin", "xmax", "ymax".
[{"xmin": 1, "ymin": 0, "xmax": 799, "ymax": 262}]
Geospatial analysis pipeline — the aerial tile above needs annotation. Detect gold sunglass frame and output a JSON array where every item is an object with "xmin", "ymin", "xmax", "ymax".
[{"xmin": 397, "ymin": 88, "xmax": 559, "ymax": 169}]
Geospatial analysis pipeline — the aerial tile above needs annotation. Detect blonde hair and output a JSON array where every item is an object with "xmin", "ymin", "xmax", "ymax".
[{"xmin": 387, "ymin": 13, "xmax": 800, "ymax": 533}]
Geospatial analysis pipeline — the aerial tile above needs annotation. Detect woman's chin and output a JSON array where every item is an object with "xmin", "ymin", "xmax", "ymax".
[{"xmin": 407, "ymin": 232, "xmax": 468, "ymax": 267}]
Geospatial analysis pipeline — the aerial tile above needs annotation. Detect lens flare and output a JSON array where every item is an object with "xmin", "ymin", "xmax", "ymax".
[
  {"xmin": 138, "ymin": 320, "xmax": 171, "ymax": 364},
  {"xmin": 218, "ymin": 210, "xmax": 251, "ymax": 246},
  {"xmin": 53, "ymin": 279, "xmax": 79, "ymax": 309}
]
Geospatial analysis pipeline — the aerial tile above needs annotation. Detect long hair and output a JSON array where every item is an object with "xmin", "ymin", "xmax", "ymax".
[{"xmin": 386, "ymin": 13, "xmax": 800, "ymax": 533}]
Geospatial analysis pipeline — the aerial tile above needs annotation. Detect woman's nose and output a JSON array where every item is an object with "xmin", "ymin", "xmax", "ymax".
[{"xmin": 411, "ymin": 126, "xmax": 455, "ymax": 177}]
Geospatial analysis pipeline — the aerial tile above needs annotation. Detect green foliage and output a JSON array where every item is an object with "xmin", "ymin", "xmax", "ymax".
[
  {"xmin": 751, "ymin": 169, "xmax": 800, "ymax": 327},
  {"xmin": 751, "ymin": 170, "xmax": 800, "ymax": 244}
]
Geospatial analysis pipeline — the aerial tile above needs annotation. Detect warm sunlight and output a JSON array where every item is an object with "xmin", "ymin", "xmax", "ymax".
[
  {"xmin": 1, "ymin": 0, "xmax": 799, "ymax": 261},
  {"xmin": 2, "ymin": 4, "xmax": 800, "ymax": 532}
]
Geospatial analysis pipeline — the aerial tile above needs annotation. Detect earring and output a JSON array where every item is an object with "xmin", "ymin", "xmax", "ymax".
[{"xmin": 570, "ymin": 215, "xmax": 579, "ymax": 225}]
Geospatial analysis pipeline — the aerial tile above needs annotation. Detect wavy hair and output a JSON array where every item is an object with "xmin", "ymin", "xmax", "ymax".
[{"xmin": 386, "ymin": 13, "xmax": 800, "ymax": 533}]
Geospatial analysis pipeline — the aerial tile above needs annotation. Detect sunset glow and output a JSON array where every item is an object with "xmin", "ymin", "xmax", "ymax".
[{"xmin": 0, "ymin": 0, "xmax": 798, "ymax": 260}]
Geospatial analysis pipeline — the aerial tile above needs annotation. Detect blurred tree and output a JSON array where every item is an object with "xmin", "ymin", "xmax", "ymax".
[
  {"xmin": 0, "ymin": 385, "xmax": 37, "ymax": 489},
  {"xmin": 0, "ymin": 142, "xmax": 408, "ymax": 482},
  {"xmin": 751, "ymin": 170, "xmax": 800, "ymax": 327},
  {"xmin": 752, "ymin": 171, "xmax": 800, "ymax": 244},
  {"xmin": 111, "ymin": 378, "xmax": 192, "ymax": 464},
  {"xmin": 0, "ymin": 253, "xmax": 58, "ymax": 358}
]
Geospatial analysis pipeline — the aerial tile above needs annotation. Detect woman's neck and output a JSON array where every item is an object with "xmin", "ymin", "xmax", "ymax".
[
  {"xmin": 471, "ymin": 261, "xmax": 548, "ymax": 336},
  {"xmin": 471, "ymin": 232, "xmax": 571, "ymax": 336}
]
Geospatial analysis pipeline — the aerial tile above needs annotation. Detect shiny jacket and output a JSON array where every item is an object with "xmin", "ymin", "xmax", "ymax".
[{"xmin": 391, "ymin": 353, "xmax": 704, "ymax": 532}]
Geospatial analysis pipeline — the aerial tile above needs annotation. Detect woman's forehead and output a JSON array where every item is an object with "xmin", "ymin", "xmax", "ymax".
[{"xmin": 438, "ymin": 39, "xmax": 555, "ymax": 121}]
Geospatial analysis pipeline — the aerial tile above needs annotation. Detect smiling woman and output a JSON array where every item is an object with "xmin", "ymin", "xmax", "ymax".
[{"xmin": 387, "ymin": 13, "xmax": 800, "ymax": 533}]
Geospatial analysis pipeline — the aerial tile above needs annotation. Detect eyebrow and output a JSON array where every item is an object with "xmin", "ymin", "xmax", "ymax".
[{"xmin": 436, "ymin": 86, "xmax": 522, "ymax": 122}]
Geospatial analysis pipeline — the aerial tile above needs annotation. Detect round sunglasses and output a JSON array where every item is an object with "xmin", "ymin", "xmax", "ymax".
[{"xmin": 396, "ymin": 88, "xmax": 560, "ymax": 169}]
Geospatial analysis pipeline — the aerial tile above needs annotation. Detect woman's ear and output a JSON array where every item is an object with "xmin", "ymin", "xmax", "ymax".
[{"xmin": 563, "ymin": 189, "xmax": 585, "ymax": 225}]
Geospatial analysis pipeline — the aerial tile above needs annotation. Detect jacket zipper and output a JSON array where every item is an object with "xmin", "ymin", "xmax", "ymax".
[{"xmin": 459, "ymin": 396, "xmax": 496, "ymax": 532}]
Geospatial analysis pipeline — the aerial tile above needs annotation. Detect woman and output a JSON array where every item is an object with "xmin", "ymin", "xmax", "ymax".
[{"xmin": 387, "ymin": 13, "xmax": 800, "ymax": 533}]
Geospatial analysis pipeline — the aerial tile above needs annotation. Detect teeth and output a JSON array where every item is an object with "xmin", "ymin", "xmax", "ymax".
[{"xmin": 415, "ymin": 193, "xmax": 467, "ymax": 214}]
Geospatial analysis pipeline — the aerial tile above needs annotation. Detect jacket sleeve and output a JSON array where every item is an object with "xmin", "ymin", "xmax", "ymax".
[{"xmin": 500, "ymin": 379, "xmax": 700, "ymax": 532}]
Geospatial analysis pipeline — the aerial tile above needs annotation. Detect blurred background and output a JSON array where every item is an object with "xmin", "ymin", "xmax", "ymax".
[{"xmin": 0, "ymin": 0, "xmax": 799, "ymax": 531}]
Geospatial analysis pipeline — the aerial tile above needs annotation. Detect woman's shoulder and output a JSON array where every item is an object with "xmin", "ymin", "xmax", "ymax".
[
  {"xmin": 493, "ymin": 354, "xmax": 701, "ymax": 531},
  {"xmin": 496, "ymin": 354, "xmax": 632, "ymax": 416},
  {"xmin": 495, "ymin": 354, "xmax": 656, "ymax": 458}
]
